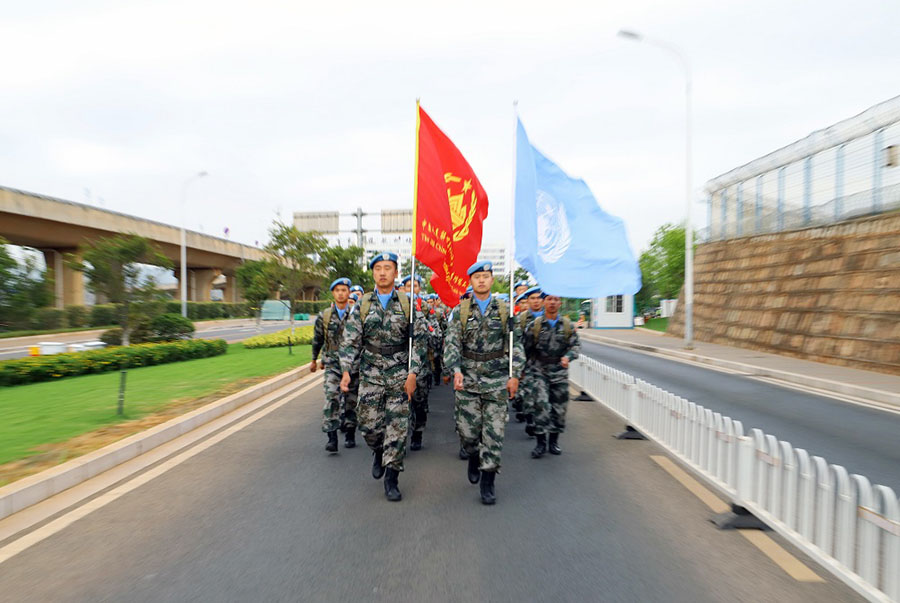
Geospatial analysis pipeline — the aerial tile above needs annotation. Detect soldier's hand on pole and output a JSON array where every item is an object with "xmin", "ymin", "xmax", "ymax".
[
  {"xmin": 309, "ymin": 360, "xmax": 318, "ymax": 373},
  {"xmin": 506, "ymin": 377, "xmax": 519, "ymax": 398},
  {"xmin": 404, "ymin": 373, "xmax": 417, "ymax": 400},
  {"xmin": 453, "ymin": 372, "xmax": 464, "ymax": 391},
  {"xmin": 340, "ymin": 372, "xmax": 351, "ymax": 392},
  {"xmin": 560, "ymin": 357, "xmax": 569, "ymax": 369}
]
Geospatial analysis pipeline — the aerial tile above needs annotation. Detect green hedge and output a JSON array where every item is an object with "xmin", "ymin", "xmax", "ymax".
[
  {"xmin": 293, "ymin": 301, "xmax": 331, "ymax": 314},
  {"xmin": 243, "ymin": 326, "xmax": 315, "ymax": 348},
  {"xmin": 0, "ymin": 339, "xmax": 228, "ymax": 386},
  {"xmin": 162, "ymin": 301, "xmax": 253, "ymax": 320}
]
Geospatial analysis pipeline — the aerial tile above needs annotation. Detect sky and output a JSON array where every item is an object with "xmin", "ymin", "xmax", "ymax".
[{"xmin": 1, "ymin": 0, "xmax": 898, "ymax": 260}]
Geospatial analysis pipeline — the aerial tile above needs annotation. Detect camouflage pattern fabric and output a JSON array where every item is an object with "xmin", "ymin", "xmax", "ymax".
[
  {"xmin": 523, "ymin": 317, "xmax": 581, "ymax": 435},
  {"xmin": 339, "ymin": 291, "xmax": 428, "ymax": 471},
  {"xmin": 444, "ymin": 296, "xmax": 525, "ymax": 471},
  {"xmin": 313, "ymin": 305, "xmax": 359, "ymax": 433},
  {"xmin": 513, "ymin": 310, "xmax": 541, "ymax": 415},
  {"xmin": 411, "ymin": 372, "xmax": 430, "ymax": 433}
]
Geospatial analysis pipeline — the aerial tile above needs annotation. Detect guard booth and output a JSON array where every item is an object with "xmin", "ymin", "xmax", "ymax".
[{"xmin": 590, "ymin": 294, "xmax": 635, "ymax": 329}]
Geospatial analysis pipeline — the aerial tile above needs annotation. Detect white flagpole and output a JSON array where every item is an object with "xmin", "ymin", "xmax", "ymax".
[
  {"xmin": 508, "ymin": 100, "xmax": 518, "ymax": 379},
  {"xmin": 409, "ymin": 99, "xmax": 421, "ymax": 372}
]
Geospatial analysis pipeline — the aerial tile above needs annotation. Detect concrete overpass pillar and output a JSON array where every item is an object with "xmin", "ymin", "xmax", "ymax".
[
  {"xmin": 193, "ymin": 269, "xmax": 219, "ymax": 302},
  {"xmin": 41, "ymin": 249, "xmax": 85, "ymax": 308},
  {"xmin": 223, "ymin": 272, "xmax": 243, "ymax": 303},
  {"xmin": 173, "ymin": 270, "xmax": 196, "ymax": 301}
]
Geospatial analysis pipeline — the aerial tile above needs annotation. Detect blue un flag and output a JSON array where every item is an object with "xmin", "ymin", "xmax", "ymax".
[{"xmin": 514, "ymin": 118, "xmax": 642, "ymax": 298}]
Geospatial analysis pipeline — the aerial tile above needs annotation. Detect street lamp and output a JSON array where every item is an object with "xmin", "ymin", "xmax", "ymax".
[
  {"xmin": 181, "ymin": 171, "xmax": 208, "ymax": 318},
  {"xmin": 618, "ymin": 29, "xmax": 694, "ymax": 349}
]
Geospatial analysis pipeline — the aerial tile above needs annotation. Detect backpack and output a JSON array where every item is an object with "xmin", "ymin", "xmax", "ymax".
[
  {"xmin": 532, "ymin": 315, "xmax": 572, "ymax": 343},
  {"xmin": 359, "ymin": 291, "xmax": 411, "ymax": 324},
  {"xmin": 459, "ymin": 297, "xmax": 510, "ymax": 354},
  {"xmin": 320, "ymin": 305, "xmax": 349, "ymax": 353}
]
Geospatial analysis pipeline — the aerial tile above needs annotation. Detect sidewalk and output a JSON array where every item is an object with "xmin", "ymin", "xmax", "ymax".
[{"xmin": 580, "ymin": 328, "xmax": 900, "ymax": 408}]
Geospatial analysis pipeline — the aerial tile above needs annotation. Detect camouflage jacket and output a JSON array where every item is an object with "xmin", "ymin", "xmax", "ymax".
[
  {"xmin": 339, "ymin": 290, "xmax": 428, "ymax": 388},
  {"xmin": 312, "ymin": 304, "xmax": 357, "ymax": 374},
  {"xmin": 523, "ymin": 315, "xmax": 581, "ymax": 383},
  {"xmin": 443, "ymin": 296, "xmax": 525, "ymax": 393}
]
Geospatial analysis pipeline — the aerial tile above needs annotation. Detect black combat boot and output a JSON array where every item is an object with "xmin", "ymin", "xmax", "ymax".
[
  {"xmin": 325, "ymin": 431, "xmax": 338, "ymax": 453},
  {"xmin": 480, "ymin": 471, "xmax": 496, "ymax": 505},
  {"xmin": 383, "ymin": 468, "xmax": 402, "ymax": 502},
  {"xmin": 372, "ymin": 448, "xmax": 385, "ymax": 479},
  {"xmin": 344, "ymin": 428, "xmax": 356, "ymax": 449},
  {"xmin": 467, "ymin": 453, "xmax": 481, "ymax": 484},
  {"xmin": 531, "ymin": 433, "xmax": 546, "ymax": 458},
  {"xmin": 458, "ymin": 446, "xmax": 469, "ymax": 460},
  {"xmin": 524, "ymin": 414, "xmax": 535, "ymax": 437},
  {"xmin": 410, "ymin": 430, "xmax": 423, "ymax": 451},
  {"xmin": 548, "ymin": 432, "xmax": 562, "ymax": 455}
]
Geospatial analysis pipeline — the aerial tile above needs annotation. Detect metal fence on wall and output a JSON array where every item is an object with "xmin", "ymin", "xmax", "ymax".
[{"xmin": 699, "ymin": 96, "xmax": 900, "ymax": 242}]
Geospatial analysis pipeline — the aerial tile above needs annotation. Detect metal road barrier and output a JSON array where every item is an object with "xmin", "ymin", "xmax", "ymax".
[{"xmin": 570, "ymin": 356, "xmax": 900, "ymax": 603}]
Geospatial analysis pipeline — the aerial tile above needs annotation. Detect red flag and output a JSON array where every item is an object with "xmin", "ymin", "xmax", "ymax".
[{"xmin": 414, "ymin": 104, "xmax": 489, "ymax": 306}]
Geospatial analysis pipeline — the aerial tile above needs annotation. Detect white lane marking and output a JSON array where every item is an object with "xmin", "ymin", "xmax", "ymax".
[
  {"xmin": 0, "ymin": 375, "xmax": 323, "ymax": 566},
  {"xmin": 583, "ymin": 339, "xmax": 900, "ymax": 417}
]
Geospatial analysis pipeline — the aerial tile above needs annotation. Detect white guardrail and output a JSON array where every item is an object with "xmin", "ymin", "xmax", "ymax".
[{"xmin": 570, "ymin": 356, "xmax": 900, "ymax": 603}]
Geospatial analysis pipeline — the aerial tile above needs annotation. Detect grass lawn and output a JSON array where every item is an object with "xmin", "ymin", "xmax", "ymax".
[
  {"xmin": 0, "ymin": 343, "xmax": 310, "ymax": 467},
  {"xmin": 643, "ymin": 317, "xmax": 669, "ymax": 332}
]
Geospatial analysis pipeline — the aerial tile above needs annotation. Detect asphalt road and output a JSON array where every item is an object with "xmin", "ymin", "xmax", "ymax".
[
  {"xmin": 580, "ymin": 340, "xmax": 900, "ymax": 494},
  {"xmin": 0, "ymin": 377, "xmax": 856, "ymax": 602},
  {"xmin": 0, "ymin": 320, "xmax": 302, "ymax": 360}
]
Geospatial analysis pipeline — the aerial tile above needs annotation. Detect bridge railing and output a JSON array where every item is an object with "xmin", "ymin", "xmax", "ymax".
[{"xmin": 570, "ymin": 356, "xmax": 900, "ymax": 603}]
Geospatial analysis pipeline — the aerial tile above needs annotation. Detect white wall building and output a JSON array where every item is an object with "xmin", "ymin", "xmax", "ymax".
[
  {"xmin": 590, "ymin": 294, "xmax": 634, "ymax": 329},
  {"xmin": 477, "ymin": 243, "xmax": 507, "ymax": 275}
]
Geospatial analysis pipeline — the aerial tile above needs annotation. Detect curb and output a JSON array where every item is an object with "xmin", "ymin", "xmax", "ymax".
[
  {"xmin": 581, "ymin": 331, "xmax": 900, "ymax": 408},
  {"xmin": 0, "ymin": 364, "xmax": 312, "ymax": 521}
]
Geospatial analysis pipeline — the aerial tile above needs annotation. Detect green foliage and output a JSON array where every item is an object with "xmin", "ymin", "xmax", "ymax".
[
  {"xmin": 265, "ymin": 222, "xmax": 327, "ymax": 314},
  {"xmin": 318, "ymin": 245, "xmax": 373, "ymax": 294},
  {"xmin": 0, "ymin": 238, "xmax": 54, "ymax": 331},
  {"xmin": 162, "ymin": 301, "xmax": 252, "ymax": 319},
  {"xmin": 90, "ymin": 304, "xmax": 118, "ymax": 327},
  {"xmin": 0, "ymin": 339, "xmax": 227, "ymax": 386},
  {"xmin": 635, "ymin": 223, "xmax": 686, "ymax": 312},
  {"xmin": 68, "ymin": 234, "xmax": 173, "ymax": 346},
  {"xmin": 65, "ymin": 305, "xmax": 88, "ymax": 328},
  {"xmin": 150, "ymin": 313, "xmax": 195, "ymax": 341},
  {"xmin": 293, "ymin": 300, "xmax": 331, "ymax": 314},
  {"xmin": 243, "ymin": 325, "xmax": 315, "ymax": 348},
  {"xmin": 32, "ymin": 307, "xmax": 66, "ymax": 330},
  {"xmin": 235, "ymin": 260, "xmax": 273, "ymax": 313}
]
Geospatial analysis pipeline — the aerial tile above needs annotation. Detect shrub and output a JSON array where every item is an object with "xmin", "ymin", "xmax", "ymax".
[
  {"xmin": 32, "ymin": 308, "xmax": 66, "ymax": 330},
  {"xmin": 0, "ymin": 338, "xmax": 228, "ymax": 386},
  {"xmin": 89, "ymin": 304, "xmax": 118, "ymax": 327},
  {"xmin": 294, "ymin": 301, "xmax": 330, "ymax": 315},
  {"xmin": 150, "ymin": 313, "xmax": 195, "ymax": 341},
  {"xmin": 65, "ymin": 305, "xmax": 88, "ymax": 328},
  {"xmin": 243, "ymin": 325, "xmax": 315, "ymax": 348},
  {"xmin": 100, "ymin": 328, "xmax": 123, "ymax": 346}
]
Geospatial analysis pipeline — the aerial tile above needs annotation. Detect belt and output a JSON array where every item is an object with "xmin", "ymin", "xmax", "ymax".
[
  {"xmin": 462, "ymin": 349, "xmax": 506, "ymax": 361},
  {"xmin": 535, "ymin": 353, "xmax": 564, "ymax": 364},
  {"xmin": 365, "ymin": 342, "xmax": 408, "ymax": 355}
]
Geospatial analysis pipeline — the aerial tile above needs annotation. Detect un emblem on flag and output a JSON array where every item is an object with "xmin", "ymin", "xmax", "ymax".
[{"xmin": 536, "ymin": 189, "xmax": 571, "ymax": 263}]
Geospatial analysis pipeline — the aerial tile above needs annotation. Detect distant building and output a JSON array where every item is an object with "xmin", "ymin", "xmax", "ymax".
[
  {"xmin": 477, "ymin": 243, "xmax": 507, "ymax": 276},
  {"xmin": 589, "ymin": 294, "xmax": 634, "ymax": 329}
]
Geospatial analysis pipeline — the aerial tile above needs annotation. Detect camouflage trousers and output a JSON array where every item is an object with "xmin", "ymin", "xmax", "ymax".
[
  {"xmin": 321, "ymin": 370, "xmax": 359, "ymax": 433},
  {"xmin": 455, "ymin": 389, "xmax": 507, "ymax": 472},
  {"xmin": 532, "ymin": 371, "xmax": 569, "ymax": 435},
  {"xmin": 411, "ymin": 375, "xmax": 431, "ymax": 433},
  {"xmin": 517, "ymin": 367, "xmax": 539, "ymax": 415},
  {"xmin": 357, "ymin": 381, "xmax": 410, "ymax": 471}
]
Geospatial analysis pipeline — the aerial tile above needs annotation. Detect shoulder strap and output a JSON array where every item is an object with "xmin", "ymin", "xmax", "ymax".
[
  {"xmin": 398, "ymin": 292, "xmax": 411, "ymax": 322},
  {"xmin": 532, "ymin": 316, "xmax": 571, "ymax": 343},
  {"xmin": 497, "ymin": 299, "xmax": 508, "ymax": 331},
  {"xmin": 359, "ymin": 292, "xmax": 374, "ymax": 319},
  {"xmin": 562, "ymin": 316, "xmax": 572, "ymax": 339},
  {"xmin": 532, "ymin": 315, "xmax": 543, "ymax": 343},
  {"xmin": 459, "ymin": 299, "xmax": 471, "ymax": 334}
]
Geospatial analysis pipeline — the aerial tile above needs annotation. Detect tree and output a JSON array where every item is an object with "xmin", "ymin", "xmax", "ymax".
[
  {"xmin": 635, "ymin": 223, "xmax": 686, "ymax": 312},
  {"xmin": 265, "ymin": 221, "xmax": 327, "ymax": 345},
  {"xmin": 0, "ymin": 238, "xmax": 54, "ymax": 331},
  {"xmin": 235, "ymin": 259, "xmax": 273, "ymax": 328},
  {"xmin": 318, "ymin": 244, "xmax": 373, "ymax": 294},
  {"xmin": 69, "ymin": 234, "xmax": 172, "ymax": 346},
  {"xmin": 400, "ymin": 257, "xmax": 433, "ymax": 291}
]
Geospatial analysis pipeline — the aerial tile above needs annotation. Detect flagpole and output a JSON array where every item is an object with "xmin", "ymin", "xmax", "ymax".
[
  {"xmin": 508, "ymin": 100, "xmax": 518, "ymax": 380},
  {"xmin": 409, "ymin": 99, "xmax": 421, "ymax": 372}
]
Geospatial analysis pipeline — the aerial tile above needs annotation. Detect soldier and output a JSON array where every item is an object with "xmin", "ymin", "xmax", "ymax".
[
  {"xmin": 400, "ymin": 275, "xmax": 431, "ymax": 452},
  {"xmin": 348, "ymin": 292, "xmax": 359, "ymax": 307},
  {"xmin": 517, "ymin": 286, "xmax": 546, "ymax": 435},
  {"xmin": 513, "ymin": 281, "xmax": 529, "ymax": 313},
  {"xmin": 350, "ymin": 284, "xmax": 364, "ymax": 297},
  {"xmin": 524, "ymin": 294, "xmax": 581, "ymax": 458},
  {"xmin": 311, "ymin": 277, "xmax": 358, "ymax": 452},
  {"xmin": 339, "ymin": 252, "xmax": 428, "ymax": 502},
  {"xmin": 428, "ymin": 295, "xmax": 446, "ymax": 387},
  {"xmin": 444, "ymin": 261, "xmax": 524, "ymax": 505}
]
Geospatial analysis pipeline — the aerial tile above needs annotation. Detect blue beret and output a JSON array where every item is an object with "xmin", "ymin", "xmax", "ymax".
[
  {"xmin": 400, "ymin": 274, "xmax": 423, "ymax": 285},
  {"xmin": 514, "ymin": 281, "xmax": 529, "ymax": 289},
  {"xmin": 467, "ymin": 261, "xmax": 493, "ymax": 276},
  {"xmin": 349, "ymin": 285, "xmax": 363, "ymax": 294},
  {"xmin": 496, "ymin": 293, "xmax": 509, "ymax": 301},
  {"xmin": 466, "ymin": 286, "xmax": 473, "ymax": 293},
  {"xmin": 522, "ymin": 285, "xmax": 543, "ymax": 299},
  {"xmin": 369, "ymin": 252, "xmax": 398, "ymax": 270},
  {"xmin": 349, "ymin": 293, "xmax": 360, "ymax": 301},
  {"xmin": 330, "ymin": 277, "xmax": 352, "ymax": 291}
]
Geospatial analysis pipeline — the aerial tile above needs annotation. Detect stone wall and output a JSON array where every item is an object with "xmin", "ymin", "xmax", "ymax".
[{"xmin": 668, "ymin": 212, "xmax": 900, "ymax": 375}]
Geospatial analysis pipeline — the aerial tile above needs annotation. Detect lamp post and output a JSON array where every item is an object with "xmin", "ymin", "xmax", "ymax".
[
  {"xmin": 618, "ymin": 29, "xmax": 694, "ymax": 349},
  {"xmin": 180, "ymin": 171, "xmax": 208, "ymax": 318}
]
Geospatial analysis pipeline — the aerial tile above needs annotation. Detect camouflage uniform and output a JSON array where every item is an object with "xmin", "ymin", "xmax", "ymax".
[
  {"xmin": 312, "ymin": 304, "xmax": 358, "ymax": 433},
  {"xmin": 410, "ymin": 298, "xmax": 433, "ymax": 435},
  {"xmin": 523, "ymin": 316, "xmax": 581, "ymax": 435},
  {"xmin": 444, "ymin": 296, "xmax": 525, "ymax": 471},
  {"xmin": 339, "ymin": 291, "xmax": 428, "ymax": 471},
  {"xmin": 513, "ymin": 310, "xmax": 540, "ymax": 419}
]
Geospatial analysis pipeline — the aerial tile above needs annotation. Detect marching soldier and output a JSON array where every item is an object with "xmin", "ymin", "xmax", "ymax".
[
  {"xmin": 523, "ymin": 294, "xmax": 580, "ymax": 458},
  {"xmin": 444, "ymin": 261, "xmax": 524, "ymax": 505},
  {"xmin": 311, "ymin": 277, "xmax": 358, "ymax": 452},
  {"xmin": 401, "ymin": 276, "xmax": 432, "ymax": 451},
  {"xmin": 339, "ymin": 253, "xmax": 428, "ymax": 502},
  {"xmin": 517, "ymin": 286, "xmax": 546, "ymax": 435}
]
